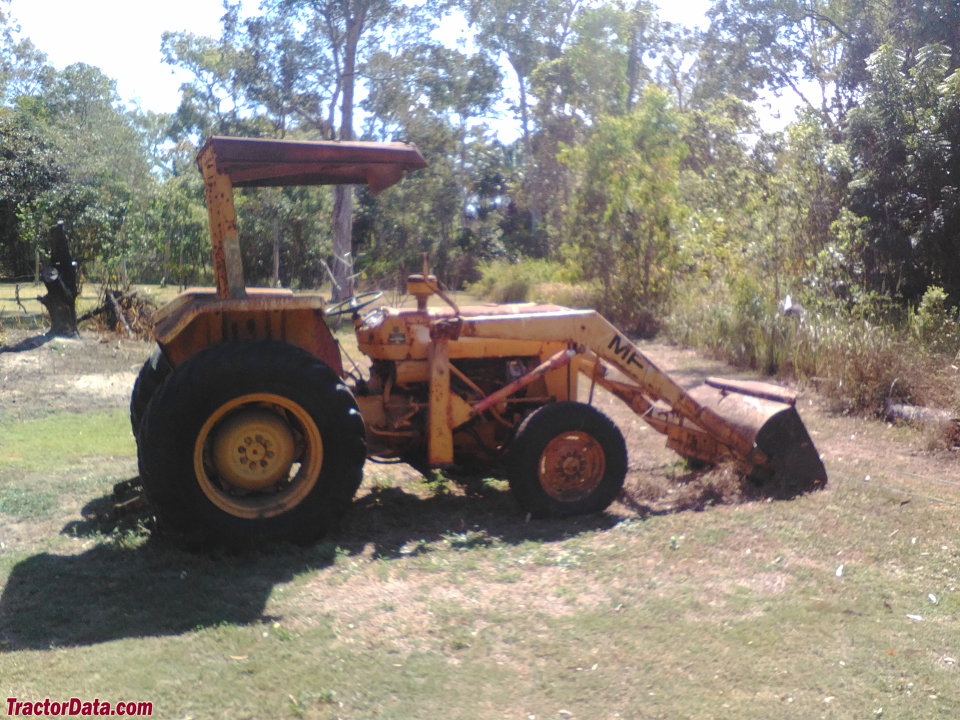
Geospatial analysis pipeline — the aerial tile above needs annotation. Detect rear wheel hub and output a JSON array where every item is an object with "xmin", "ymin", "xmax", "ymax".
[{"xmin": 210, "ymin": 408, "xmax": 297, "ymax": 491}]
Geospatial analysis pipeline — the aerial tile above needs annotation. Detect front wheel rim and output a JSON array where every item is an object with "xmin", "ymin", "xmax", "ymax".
[
  {"xmin": 193, "ymin": 393, "xmax": 324, "ymax": 520},
  {"xmin": 538, "ymin": 431, "xmax": 606, "ymax": 502}
]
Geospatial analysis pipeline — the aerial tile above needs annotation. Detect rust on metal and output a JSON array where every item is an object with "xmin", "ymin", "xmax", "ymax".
[
  {"xmin": 197, "ymin": 136, "xmax": 427, "ymax": 193},
  {"xmin": 197, "ymin": 143, "xmax": 246, "ymax": 299},
  {"xmin": 539, "ymin": 430, "xmax": 606, "ymax": 502},
  {"xmin": 153, "ymin": 290, "xmax": 343, "ymax": 376},
  {"xmin": 705, "ymin": 377, "xmax": 797, "ymax": 405},
  {"xmin": 427, "ymin": 337, "xmax": 454, "ymax": 465},
  {"xmin": 472, "ymin": 348, "xmax": 575, "ymax": 415},
  {"xmin": 430, "ymin": 318, "xmax": 463, "ymax": 341}
]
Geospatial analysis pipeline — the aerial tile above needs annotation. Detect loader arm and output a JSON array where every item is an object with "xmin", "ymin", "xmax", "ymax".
[
  {"xmin": 457, "ymin": 308, "xmax": 826, "ymax": 493},
  {"xmin": 458, "ymin": 309, "xmax": 750, "ymax": 452}
]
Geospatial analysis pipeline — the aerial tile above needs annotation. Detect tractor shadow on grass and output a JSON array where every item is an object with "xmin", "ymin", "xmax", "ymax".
[{"xmin": 0, "ymin": 475, "xmax": 625, "ymax": 651}]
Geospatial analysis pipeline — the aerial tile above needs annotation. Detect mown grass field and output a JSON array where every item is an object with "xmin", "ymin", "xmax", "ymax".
[{"xmin": 1, "ymin": 285, "xmax": 959, "ymax": 719}]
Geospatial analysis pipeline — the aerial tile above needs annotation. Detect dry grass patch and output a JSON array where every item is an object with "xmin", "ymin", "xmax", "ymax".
[{"xmin": 3, "ymin": 320, "xmax": 960, "ymax": 718}]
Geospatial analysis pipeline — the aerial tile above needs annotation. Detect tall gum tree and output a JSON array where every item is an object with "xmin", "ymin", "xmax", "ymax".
[
  {"xmin": 275, "ymin": 0, "xmax": 424, "ymax": 299},
  {"xmin": 166, "ymin": 0, "xmax": 429, "ymax": 298},
  {"xmin": 457, "ymin": 0, "xmax": 584, "ymax": 236}
]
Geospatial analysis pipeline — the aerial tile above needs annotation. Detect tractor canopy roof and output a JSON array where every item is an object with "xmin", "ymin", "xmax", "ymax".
[{"xmin": 197, "ymin": 136, "xmax": 428, "ymax": 193}]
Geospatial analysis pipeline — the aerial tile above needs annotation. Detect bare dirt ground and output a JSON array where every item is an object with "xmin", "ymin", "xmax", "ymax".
[
  {"xmin": 2, "ymin": 324, "xmax": 957, "ymax": 517},
  {"xmin": 0, "ymin": 329, "xmax": 146, "ymax": 423}
]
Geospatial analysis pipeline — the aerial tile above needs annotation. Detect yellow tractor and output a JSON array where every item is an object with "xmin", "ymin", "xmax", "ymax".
[{"xmin": 132, "ymin": 136, "xmax": 826, "ymax": 547}]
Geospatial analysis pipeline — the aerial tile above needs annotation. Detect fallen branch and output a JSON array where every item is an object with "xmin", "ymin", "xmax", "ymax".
[
  {"xmin": 884, "ymin": 400, "xmax": 960, "ymax": 448},
  {"xmin": 106, "ymin": 289, "xmax": 134, "ymax": 337},
  {"xmin": 14, "ymin": 284, "xmax": 27, "ymax": 314},
  {"xmin": 883, "ymin": 400, "xmax": 955, "ymax": 425},
  {"xmin": 77, "ymin": 305, "xmax": 108, "ymax": 323}
]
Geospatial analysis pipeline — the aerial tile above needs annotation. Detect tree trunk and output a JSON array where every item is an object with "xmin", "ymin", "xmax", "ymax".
[
  {"xmin": 331, "ymin": 186, "xmax": 354, "ymax": 300},
  {"xmin": 330, "ymin": 9, "xmax": 363, "ymax": 302},
  {"xmin": 271, "ymin": 216, "xmax": 281, "ymax": 288},
  {"xmin": 38, "ymin": 222, "xmax": 79, "ymax": 337}
]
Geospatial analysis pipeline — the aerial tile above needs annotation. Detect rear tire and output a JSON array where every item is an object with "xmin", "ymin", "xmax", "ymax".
[
  {"xmin": 507, "ymin": 402, "xmax": 627, "ymax": 518},
  {"xmin": 129, "ymin": 345, "xmax": 172, "ymax": 439},
  {"xmin": 138, "ymin": 342, "xmax": 365, "ymax": 548}
]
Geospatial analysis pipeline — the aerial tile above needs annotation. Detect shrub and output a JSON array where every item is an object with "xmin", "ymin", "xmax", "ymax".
[
  {"xmin": 530, "ymin": 281, "xmax": 602, "ymax": 309},
  {"xmin": 470, "ymin": 259, "xmax": 577, "ymax": 304},
  {"xmin": 912, "ymin": 285, "xmax": 959, "ymax": 356},
  {"xmin": 665, "ymin": 276, "xmax": 925, "ymax": 413}
]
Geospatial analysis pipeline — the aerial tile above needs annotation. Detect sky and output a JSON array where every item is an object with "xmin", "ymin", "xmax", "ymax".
[
  {"xmin": 7, "ymin": 0, "xmax": 261, "ymax": 112},
  {"xmin": 7, "ymin": 0, "xmax": 712, "ymax": 116}
]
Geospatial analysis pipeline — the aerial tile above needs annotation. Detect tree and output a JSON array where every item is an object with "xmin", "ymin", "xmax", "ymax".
[
  {"xmin": 458, "ymin": 0, "xmax": 585, "ymax": 156},
  {"xmin": 271, "ymin": 0, "xmax": 420, "ymax": 299},
  {"xmin": 696, "ymin": 0, "xmax": 891, "ymax": 128},
  {"xmin": 24, "ymin": 63, "xmax": 154, "ymax": 277},
  {"xmin": 844, "ymin": 43, "xmax": 960, "ymax": 302},
  {"xmin": 359, "ymin": 42, "xmax": 504, "ymax": 282},
  {"xmin": 0, "ymin": 0, "xmax": 47, "ymax": 104},
  {"xmin": 559, "ymin": 87, "xmax": 687, "ymax": 334},
  {"xmin": 525, "ymin": 1, "xmax": 663, "ymax": 253},
  {"xmin": 0, "ymin": 109, "xmax": 60, "ymax": 277}
]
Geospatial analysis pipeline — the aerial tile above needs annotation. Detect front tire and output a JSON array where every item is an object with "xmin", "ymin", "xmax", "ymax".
[
  {"xmin": 138, "ymin": 342, "xmax": 365, "ymax": 548},
  {"xmin": 507, "ymin": 402, "xmax": 627, "ymax": 518}
]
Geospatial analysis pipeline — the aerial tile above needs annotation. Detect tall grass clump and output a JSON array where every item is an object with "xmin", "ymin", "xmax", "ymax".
[
  {"xmin": 470, "ymin": 259, "xmax": 601, "ymax": 308},
  {"xmin": 666, "ymin": 277, "xmax": 960, "ymax": 414},
  {"xmin": 666, "ymin": 277, "xmax": 807, "ymax": 373}
]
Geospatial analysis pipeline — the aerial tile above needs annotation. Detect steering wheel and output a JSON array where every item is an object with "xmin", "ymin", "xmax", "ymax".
[{"xmin": 324, "ymin": 290, "xmax": 384, "ymax": 318}]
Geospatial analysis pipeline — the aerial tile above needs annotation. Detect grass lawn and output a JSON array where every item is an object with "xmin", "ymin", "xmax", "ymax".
[{"xmin": 1, "ymin": 286, "xmax": 959, "ymax": 719}]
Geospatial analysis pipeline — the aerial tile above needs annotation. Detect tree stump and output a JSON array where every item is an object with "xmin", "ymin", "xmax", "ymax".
[{"xmin": 38, "ymin": 222, "xmax": 79, "ymax": 337}]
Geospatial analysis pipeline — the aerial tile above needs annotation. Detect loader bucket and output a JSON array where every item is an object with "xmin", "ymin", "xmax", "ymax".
[{"xmin": 689, "ymin": 378, "xmax": 827, "ymax": 498}]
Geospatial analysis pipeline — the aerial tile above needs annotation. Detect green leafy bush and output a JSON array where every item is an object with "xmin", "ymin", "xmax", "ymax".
[
  {"xmin": 470, "ymin": 259, "xmax": 576, "ymax": 304},
  {"xmin": 912, "ymin": 285, "xmax": 959, "ymax": 355}
]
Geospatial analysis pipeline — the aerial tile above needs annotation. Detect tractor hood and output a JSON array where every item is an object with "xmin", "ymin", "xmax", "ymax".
[{"xmin": 197, "ymin": 136, "xmax": 428, "ymax": 193}]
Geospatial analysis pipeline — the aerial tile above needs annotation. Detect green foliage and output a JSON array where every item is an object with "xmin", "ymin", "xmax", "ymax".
[
  {"xmin": 0, "ymin": 109, "xmax": 61, "ymax": 277},
  {"xmin": 845, "ymin": 43, "xmax": 960, "ymax": 302},
  {"xmin": 668, "ymin": 270, "xmax": 960, "ymax": 414},
  {"xmin": 697, "ymin": 0, "xmax": 890, "ymax": 125},
  {"xmin": 559, "ymin": 86, "xmax": 687, "ymax": 334},
  {"xmin": 470, "ymin": 258, "xmax": 573, "ymax": 303},
  {"xmin": 912, "ymin": 286, "xmax": 959, "ymax": 355},
  {"xmin": 667, "ymin": 275, "xmax": 913, "ymax": 412},
  {"xmin": 529, "ymin": 280, "xmax": 601, "ymax": 308}
]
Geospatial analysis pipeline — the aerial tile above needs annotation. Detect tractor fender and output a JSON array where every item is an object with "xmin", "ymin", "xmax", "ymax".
[{"xmin": 152, "ymin": 289, "xmax": 343, "ymax": 377}]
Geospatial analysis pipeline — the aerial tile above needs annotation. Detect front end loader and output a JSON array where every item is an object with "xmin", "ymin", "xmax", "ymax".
[{"xmin": 132, "ymin": 136, "xmax": 826, "ymax": 547}]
